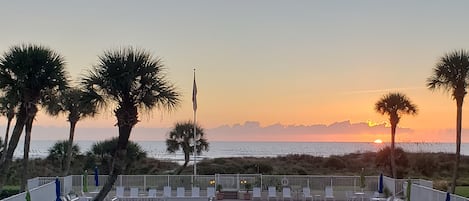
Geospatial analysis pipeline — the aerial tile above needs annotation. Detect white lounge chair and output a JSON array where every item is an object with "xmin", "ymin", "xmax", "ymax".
[
  {"xmin": 163, "ymin": 186, "xmax": 172, "ymax": 197},
  {"xmin": 302, "ymin": 187, "xmax": 312, "ymax": 201},
  {"xmin": 148, "ymin": 189, "xmax": 157, "ymax": 197},
  {"xmin": 115, "ymin": 186, "xmax": 124, "ymax": 198},
  {"xmin": 207, "ymin": 187, "xmax": 215, "ymax": 198},
  {"xmin": 192, "ymin": 187, "xmax": 200, "ymax": 197},
  {"xmin": 177, "ymin": 187, "xmax": 185, "ymax": 197},
  {"xmin": 324, "ymin": 186, "xmax": 335, "ymax": 201},
  {"xmin": 282, "ymin": 187, "xmax": 292, "ymax": 201},
  {"xmin": 268, "ymin": 186, "xmax": 277, "ymax": 201},
  {"xmin": 253, "ymin": 187, "xmax": 262, "ymax": 200},
  {"xmin": 130, "ymin": 187, "xmax": 138, "ymax": 198}
]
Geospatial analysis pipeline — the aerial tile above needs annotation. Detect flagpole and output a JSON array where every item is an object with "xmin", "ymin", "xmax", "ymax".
[{"xmin": 192, "ymin": 69, "xmax": 197, "ymax": 180}]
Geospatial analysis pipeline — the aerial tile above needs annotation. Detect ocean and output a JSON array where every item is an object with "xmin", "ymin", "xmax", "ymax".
[{"xmin": 11, "ymin": 140, "xmax": 469, "ymax": 162}]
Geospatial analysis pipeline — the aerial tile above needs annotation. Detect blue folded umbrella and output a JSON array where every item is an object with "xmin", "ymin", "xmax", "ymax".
[
  {"xmin": 378, "ymin": 173, "xmax": 383, "ymax": 193},
  {"xmin": 446, "ymin": 192, "xmax": 451, "ymax": 201},
  {"xmin": 94, "ymin": 166, "xmax": 99, "ymax": 187},
  {"xmin": 55, "ymin": 178, "xmax": 62, "ymax": 201}
]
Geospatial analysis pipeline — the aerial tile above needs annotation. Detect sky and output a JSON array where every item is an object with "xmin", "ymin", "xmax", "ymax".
[{"xmin": 1, "ymin": 1, "xmax": 469, "ymax": 143}]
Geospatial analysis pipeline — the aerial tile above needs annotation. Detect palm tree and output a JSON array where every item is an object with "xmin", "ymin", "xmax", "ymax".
[
  {"xmin": 375, "ymin": 92, "xmax": 417, "ymax": 178},
  {"xmin": 82, "ymin": 47, "xmax": 179, "ymax": 201},
  {"xmin": 427, "ymin": 50, "xmax": 469, "ymax": 193},
  {"xmin": 0, "ymin": 94, "xmax": 17, "ymax": 162},
  {"xmin": 44, "ymin": 88, "xmax": 98, "ymax": 176},
  {"xmin": 166, "ymin": 121, "xmax": 209, "ymax": 174},
  {"xmin": 0, "ymin": 44, "xmax": 69, "ymax": 192}
]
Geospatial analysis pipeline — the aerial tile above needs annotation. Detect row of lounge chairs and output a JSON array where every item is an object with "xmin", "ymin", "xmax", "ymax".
[{"xmin": 111, "ymin": 186, "xmax": 336, "ymax": 201}]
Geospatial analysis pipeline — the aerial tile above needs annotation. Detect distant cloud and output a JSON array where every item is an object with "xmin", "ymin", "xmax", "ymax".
[
  {"xmin": 208, "ymin": 120, "xmax": 414, "ymax": 141},
  {"xmin": 343, "ymin": 87, "xmax": 425, "ymax": 95}
]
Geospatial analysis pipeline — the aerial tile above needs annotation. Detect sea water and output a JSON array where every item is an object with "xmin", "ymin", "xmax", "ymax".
[{"xmin": 11, "ymin": 140, "xmax": 469, "ymax": 162}]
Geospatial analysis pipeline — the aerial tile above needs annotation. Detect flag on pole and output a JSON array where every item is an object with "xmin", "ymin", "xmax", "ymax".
[{"xmin": 192, "ymin": 72, "xmax": 197, "ymax": 111}]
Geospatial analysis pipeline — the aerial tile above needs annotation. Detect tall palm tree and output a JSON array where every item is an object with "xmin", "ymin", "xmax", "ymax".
[
  {"xmin": 375, "ymin": 92, "xmax": 417, "ymax": 178},
  {"xmin": 44, "ymin": 88, "xmax": 98, "ymax": 176},
  {"xmin": 427, "ymin": 50, "xmax": 469, "ymax": 193},
  {"xmin": 82, "ymin": 47, "xmax": 179, "ymax": 201},
  {"xmin": 0, "ymin": 94, "xmax": 17, "ymax": 163},
  {"xmin": 0, "ymin": 44, "xmax": 69, "ymax": 192},
  {"xmin": 166, "ymin": 121, "xmax": 209, "ymax": 174}
]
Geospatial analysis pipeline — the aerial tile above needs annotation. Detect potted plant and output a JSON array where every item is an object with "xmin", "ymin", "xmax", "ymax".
[
  {"xmin": 243, "ymin": 182, "xmax": 252, "ymax": 200},
  {"xmin": 216, "ymin": 184, "xmax": 224, "ymax": 200}
]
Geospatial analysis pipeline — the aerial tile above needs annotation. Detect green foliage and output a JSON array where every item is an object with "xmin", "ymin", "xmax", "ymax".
[
  {"xmin": 0, "ymin": 186, "xmax": 19, "ymax": 199},
  {"xmin": 46, "ymin": 140, "xmax": 80, "ymax": 171},
  {"xmin": 455, "ymin": 186, "xmax": 469, "ymax": 198},
  {"xmin": 324, "ymin": 156, "xmax": 346, "ymax": 170},
  {"xmin": 375, "ymin": 146, "xmax": 409, "ymax": 178},
  {"xmin": 86, "ymin": 137, "xmax": 147, "ymax": 174}
]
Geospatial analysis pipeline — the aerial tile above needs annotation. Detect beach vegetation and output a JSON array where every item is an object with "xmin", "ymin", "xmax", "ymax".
[
  {"xmin": 81, "ymin": 47, "xmax": 180, "ymax": 200},
  {"xmin": 166, "ymin": 121, "xmax": 209, "ymax": 174},
  {"xmin": 375, "ymin": 92, "xmax": 417, "ymax": 178},
  {"xmin": 375, "ymin": 146, "xmax": 409, "ymax": 178},
  {"xmin": 0, "ymin": 44, "xmax": 69, "ymax": 192},
  {"xmin": 0, "ymin": 94, "xmax": 17, "ymax": 162},
  {"xmin": 46, "ymin": 140, "xmax": 80, "ymax": 171},
  {"xmin": 85, "ymin": 138, "xmax": 147, "ymax": 175},
  {"xmin": 427, "ymin": 49, "xmax": 469, "ymax": 193}
]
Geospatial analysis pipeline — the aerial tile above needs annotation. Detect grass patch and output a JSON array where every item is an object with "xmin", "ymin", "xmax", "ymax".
[{"xmin": 456, "ymin": 186, "xmax": 469, "ymax": 198}]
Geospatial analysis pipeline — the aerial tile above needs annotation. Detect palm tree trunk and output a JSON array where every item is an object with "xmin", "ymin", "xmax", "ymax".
[
  {"xmin": 176, "ymin": 153, "xmax": 190, "ymax": 175},
  {"xmin": 0, "ymin": 106, "xmax": 27, "ymax": 192},
  {"xmin": 20, "ymin": 116, "xmax": 34, "ymax": 192},
  {"xmin": 63, "ymin": 121, "xmax": 77, "ymax": 176},
  {"xmin": 451, "ymin": 99, "xmax": 463, "ymax": 193},
  {"xmin": 92, "ymin": 124, "xmax": 132, "ymax": 201},
  {"xmin": 1, "ymin": 117, "xmax": 13, "ymax": 163},
  {"xmin": 390, "ymin": 123, "xmax": 397, "ymax": 179}
]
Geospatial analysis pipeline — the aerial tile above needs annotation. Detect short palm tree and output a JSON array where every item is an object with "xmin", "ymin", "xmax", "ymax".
[
  {"xmin": 427, "ymin": 50, "xmax": 469, "ymax": 193},
  {"xmin": 44, "ymin": 87, "xmax": 98, "ymax": 176},
  {"xmin": 0, "ymin": 44, "xmax": 69, "ymax": 192},
  {"xmin": 375, "ymin": 92, "xmax": 417, "ymax": 178},
  {"xmin": 82, "ymin": 47, "xmax": 179, "ymax": 201},
  {"xmin": 166, "ymin": 121, "xmax": 209, "ymax": 174},
  {"xmin": 47, "ymin": 140, "xmax": 80, "ymax": 171}
]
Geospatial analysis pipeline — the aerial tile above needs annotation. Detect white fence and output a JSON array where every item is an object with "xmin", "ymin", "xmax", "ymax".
[
  {"xmin": 2, "ymin": 181, "xmax": 55, "ymax": 201},
  {"xmin": 408, "ymin": 183, "xmax": 469, "ymax": 201}
]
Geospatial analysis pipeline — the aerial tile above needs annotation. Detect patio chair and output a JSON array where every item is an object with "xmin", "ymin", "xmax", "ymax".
[
  {"xmin": 115, "ymin": 186, "xmax": 124, "ymax": 198},
  {"xmin": 324, "ymin": 186, "xmax": 335, "ymax": 201},
  {"xmin": 282, "ymin": 187, "xmax": 292, "ymax": 201},
  {"xmin": 192, "ymin": 187, "xmax": 200, "ymax": 197},
  {"xmin": 130, "ymin": 187, "xmax": 138, "ymax": 198},
  {"xmin": 148, "ymin": 189, "xmax": 157, "ymax": 197},
  {"xmin": 302, "ymin": 187, "xmax": 312, "ymax": 201},
  {"xmin": 345, "ymin": 191, "xmax": 357, "ymax": 201},
  {"xmin": 268, "ymin": 186, "xmax": 277, "ymax": 201},
  {"xmin": 177, "ymin": 187, "xmax": 185, "ymax": 197},
  {"xmin": 163, "ymin": 186, "xmax": 172, "ymax": 197},
  {"xmin": 207, "ymin": 187, "xmax": 215, "ymax": 198},
  {"xmin": 252, "ymin": 187, "xmax": 262, "ymax": 201}
]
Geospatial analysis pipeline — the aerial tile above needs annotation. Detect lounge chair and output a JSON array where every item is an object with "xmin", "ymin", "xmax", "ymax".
[
  {"xmin": 130, "ymin": 187, "xmax": 138, "ymax": 198},
  {"xmin": 324, "ymin": 186, "xmax": 335, "ymax": 201},
  {"xmin": 282, "ymin": 187, "xmax": 292, "ymax": 201},
  {"xmin": 148, "ymin": 189, "xmax": 157, "ymax": 197},
  {"xmin": 192, "ymin": 187, "xmax": 200, "ymax": 197},
  {"xmin": 268, "ymin": 186, "xmax": 277, "ymax": 201},
  {"xmin": 253, "ymin": 187, "xmax": 262, "ymax": 201},
  {"xmin": 177, "ymin": 187, "xmax": 185, "ymax": 197},
  {"xmin": 115, "ymin": 186, "xmax": 124, "ymax": 198},
  {"xmin": 207, "ymin": 187, "xmax": 215, "ymax": 198},
  {"xmin": 302, "ymin": 187, "xmax": 312, "ymax": 201},
  {"xmin": 163, "ymin": 186, "xmax": 172, "ymax": 197}
]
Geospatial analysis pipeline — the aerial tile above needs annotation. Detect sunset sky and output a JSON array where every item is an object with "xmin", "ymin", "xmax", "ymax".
[{"xmin": 1, "ymin": 1, "xmax": 469, "ymax": 142}]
